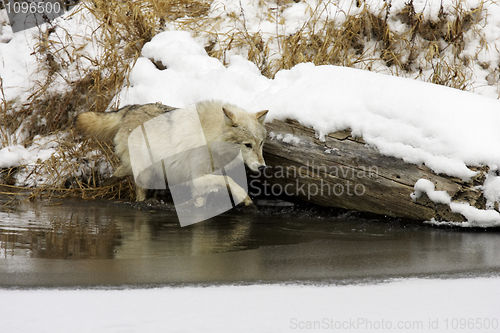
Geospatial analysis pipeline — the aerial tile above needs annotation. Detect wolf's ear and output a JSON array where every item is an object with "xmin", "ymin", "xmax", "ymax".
[
  {"xmin": 222, "ymin": 108, "xmax": 238, "ymax": 127},
  {"xmin": 255, "ymin": 110, "xmax": 268, "ymax": 125}
]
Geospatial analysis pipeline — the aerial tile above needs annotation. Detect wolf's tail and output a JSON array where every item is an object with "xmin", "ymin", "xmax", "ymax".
[{"xmin": 76, "ymin": 109, "xmax": 125, "ymax": 142}]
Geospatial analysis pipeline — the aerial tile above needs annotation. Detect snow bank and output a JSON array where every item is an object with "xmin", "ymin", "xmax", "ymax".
[
  {"xmin": 0, "ymin": 136, "xmax": 57, "ymax": 169},
  {"xmin": 1, "ymin": 277, "xmax": 499, "ymax": 333}
]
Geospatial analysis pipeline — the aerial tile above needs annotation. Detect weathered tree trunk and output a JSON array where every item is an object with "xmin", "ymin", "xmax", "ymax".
[{"xmin": 261, "ymin": 119, "xmax": 487, "ymax": 222}]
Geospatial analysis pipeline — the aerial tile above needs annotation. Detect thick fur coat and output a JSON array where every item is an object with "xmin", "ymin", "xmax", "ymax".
[{"xmin": 76, "ymin": 101, "xmax": 268, "ymax": 203}]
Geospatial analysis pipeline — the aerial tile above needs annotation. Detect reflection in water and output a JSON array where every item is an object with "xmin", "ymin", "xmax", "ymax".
[
  {"xmin": 0, "ymin": 200, "xmax": 121, "ymax": 259},
  {"xmin": 0, "ymin": 198, "xmax": 258, "ymax": 259},
  {"xmin": 114, "ymin": 208, "xmax": 254, "ymax": 259},
  {"xmin": 1, "ymin": 196, "xmax": 500, "ymax": 286}
]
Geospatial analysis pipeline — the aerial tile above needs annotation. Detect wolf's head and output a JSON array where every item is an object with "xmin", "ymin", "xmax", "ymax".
[{"xmin": 222, "ymin": 106, "xmax": 268, "ymax": 173}]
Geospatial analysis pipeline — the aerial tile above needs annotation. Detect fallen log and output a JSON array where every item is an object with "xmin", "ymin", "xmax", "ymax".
[{"xmin": 260, "ymin": 119, "xmax": 487, "ymax": 222}]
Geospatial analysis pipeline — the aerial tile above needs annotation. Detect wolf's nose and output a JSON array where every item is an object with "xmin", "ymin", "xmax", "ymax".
[{"xmin": 258, "ymin": 165, "xmax": 267, "ymax": 173}]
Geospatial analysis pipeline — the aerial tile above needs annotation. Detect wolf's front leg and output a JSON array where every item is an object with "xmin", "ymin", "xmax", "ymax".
[
  {"xmin": 191, "ymin": 174, "xmax": 252, "ymax": 206},
  {"xmin": 136, "ymin": 187, "xmax": 147, "ymax": 202}
]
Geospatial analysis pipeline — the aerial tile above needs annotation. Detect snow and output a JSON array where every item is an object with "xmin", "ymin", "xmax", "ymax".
[
  {"xmin": 0, "ymin": 135, "xmax": 59, "ymax": 187},
  {"xmin": 269, "ymin": 132, "xmax": 302, "ymax": 146},
  {"xmin": 483, "ymin": 168, "xmax": 500, "ymax": 209},
  {"xmin": 0, "ymin": 277, "xmax": 499, "ymax": 333},
  {"xmin": 411, "ymin": 179, "xmax": 452, "ymax": 205},
  {"xmin": 281, "ymin": 133, "xmax": 301, "ymax": 145},
  {"xmin": 412, "ymin": 179, "xmax": 500, "ymax": 227},
  {"xmin": 449, "ymin": 201, "xmax": 500, "ymax": 227},
  {"xmin": 0, "ymin": 28, "xmax": 38, "ymax": 104},
  {"xmin": 0, "ymin": 137, "xmax": 56, "ymax": 169}
]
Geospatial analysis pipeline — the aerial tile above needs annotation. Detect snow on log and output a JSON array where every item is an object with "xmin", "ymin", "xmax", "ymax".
[{"xmin": 260, "ymin": 119, "xmax": 488, "ymax": 223}]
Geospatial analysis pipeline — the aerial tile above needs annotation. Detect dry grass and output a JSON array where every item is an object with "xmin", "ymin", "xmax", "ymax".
[
  {"xmin": 0, "ymin": 130, "xmax": 135, "ymax": 202},
  {"xmin": 199, "ymin": 0, "xmax": 492, "ymax": 89},
  {"xmin": 1, "ymin": 0, "xmax": 498, "ymax": 201}
]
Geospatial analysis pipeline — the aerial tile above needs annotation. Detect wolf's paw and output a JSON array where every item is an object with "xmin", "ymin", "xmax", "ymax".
[
  {"xmin": 243, "ymin": 195, "xmax": 253, "ymax": 206},
  {"xmin": 244, "ymin": 201, "xmax": 258, "ymax": 212},
  {"xmin": 230, "ymin": 185, "xmax": 252, "ymax": 206}
]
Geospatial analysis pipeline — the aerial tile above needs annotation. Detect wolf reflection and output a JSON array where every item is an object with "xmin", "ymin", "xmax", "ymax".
[
  {"xmin": 115, "ymin": 209, "xmax": 255, "ymax": 258},
  {"xmin": 0, "ymin": 201, "xmax": 255, "ymax": 260}
]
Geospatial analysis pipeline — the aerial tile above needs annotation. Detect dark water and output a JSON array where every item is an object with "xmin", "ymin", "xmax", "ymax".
[{"xmin": 0, "ymin": 196, "xmax": 499, "ymax": 288}]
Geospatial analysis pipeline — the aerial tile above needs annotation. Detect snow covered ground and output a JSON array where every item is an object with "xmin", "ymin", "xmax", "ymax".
[
  {"xmin": 1, "ymin": 277, "xmax": 499, "ymax": 333},
  {"xmin": 2, "ymin": 1, "xmax": 500, "ymax": 226}
]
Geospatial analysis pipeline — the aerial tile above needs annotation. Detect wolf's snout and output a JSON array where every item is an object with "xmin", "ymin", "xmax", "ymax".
[{"xmin": 258, "ymin": 165, "xmax": 267, "ymax": 173}]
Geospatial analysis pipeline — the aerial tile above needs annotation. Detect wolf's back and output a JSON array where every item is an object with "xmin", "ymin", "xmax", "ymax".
[{"xmin": 76, "ymin": 110, "xmax": 124, "ymax": 142}]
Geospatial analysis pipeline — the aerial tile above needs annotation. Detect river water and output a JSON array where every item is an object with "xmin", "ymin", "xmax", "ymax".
[{"xmin": 0, "ymin": 196, "xmax": 499, "ymax": 288}]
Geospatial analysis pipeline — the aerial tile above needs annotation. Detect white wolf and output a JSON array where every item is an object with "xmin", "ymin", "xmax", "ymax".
[{"xmin": 76, "ymin": 100, "xmax": 268, "ymax": 205}]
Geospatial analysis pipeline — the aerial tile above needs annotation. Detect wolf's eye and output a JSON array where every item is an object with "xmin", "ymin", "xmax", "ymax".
[{"xmin": 244, "ymin": 143, "xmax": 253, "ymax": 149}]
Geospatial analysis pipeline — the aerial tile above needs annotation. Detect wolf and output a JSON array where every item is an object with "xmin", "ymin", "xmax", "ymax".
[{"xmin": 76, "ymin": 100, "xmax": 268, "ymax": 205}]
